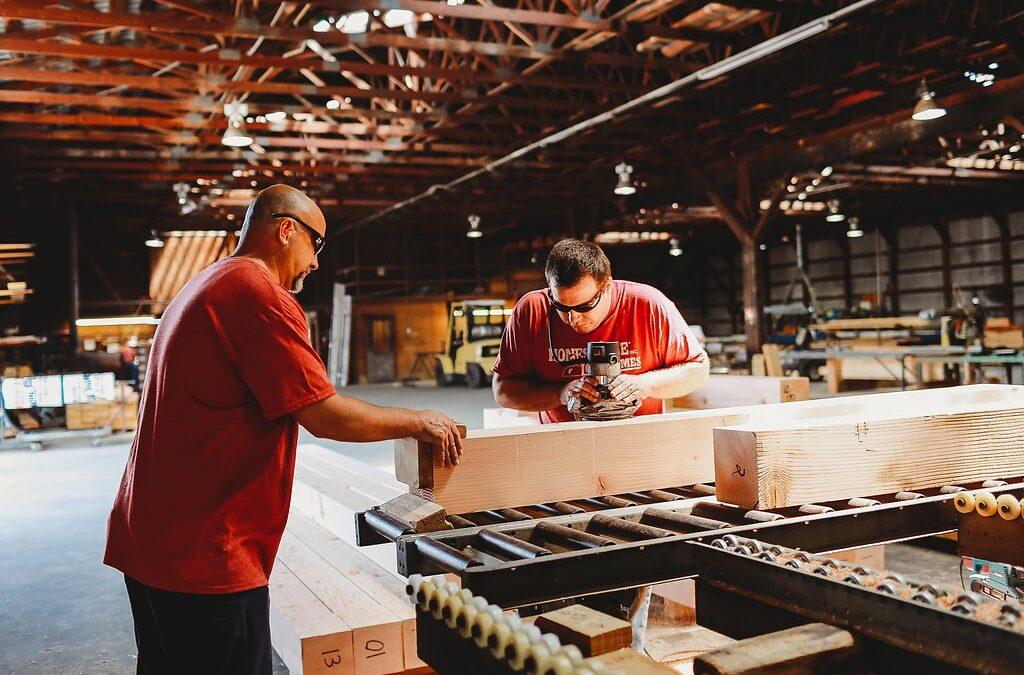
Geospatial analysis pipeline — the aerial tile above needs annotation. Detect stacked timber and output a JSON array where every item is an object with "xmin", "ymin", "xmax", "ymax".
[
  {"xmin": 985, "ymin": 317, "xmax": 1024, "ymax": 349},
  {"xmin": 271, "ymin": 445, "xmax": 426, "ymax": 674}
]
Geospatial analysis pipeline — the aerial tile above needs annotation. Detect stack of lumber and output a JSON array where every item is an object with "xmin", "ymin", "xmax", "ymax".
[
  {"xmin": 271, "ymin": 444, "xmax": 427, "ymax": 674},
  {"xmin": 713, "ymin": 384, "xmax": 1024, "ymax": 509},
  {"xmin": 667, "ymin": 375, "xmax": 808, "ymax": 411},
  {"xmin": 65, "ymin": 383, "xmax": 139, "ymax": 431},
  {"xmin": 823, "ymin": 346, "xmax": 948, "ymax": 393},
  {"xmin": 985, "ymin": 317, "xmax": 1024, "ymax": 349}
]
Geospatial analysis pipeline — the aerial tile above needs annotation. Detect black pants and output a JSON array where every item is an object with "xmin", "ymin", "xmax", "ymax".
[{"xmin": 125, "ymin": 575, "xmax": 272, "ymax": 675}]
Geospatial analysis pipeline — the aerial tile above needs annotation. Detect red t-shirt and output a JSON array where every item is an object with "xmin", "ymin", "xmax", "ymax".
[
  {"xmin": 104, "ymin": 257, "xmax": 335, "ymax": 593},
  {"xmin": 493, "ymin": 280, "xmax": 705, "ymax": 424}
]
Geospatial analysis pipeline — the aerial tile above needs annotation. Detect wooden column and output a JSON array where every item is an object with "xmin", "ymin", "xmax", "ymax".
[
  {"xmin": 881, "ymin": 226, "xmax": 900, "ymax": 314},
  {"xmin": 684, "ymin": 154, "xmax": 783, "ymax": 358},
  {"xmin": 934, "ymin": 220, "xmax": 952, "ymax": 308},
  {"xmin": 994, "ymin": 211, "xmax": 1014, "ymax": 320},
  {"xmin": 837, "ymin": 234, "xmax": 853, "ymax": 311},
  {"xmin": 69, "ymin": 209, "xmax": 80, "ymax": 352}
]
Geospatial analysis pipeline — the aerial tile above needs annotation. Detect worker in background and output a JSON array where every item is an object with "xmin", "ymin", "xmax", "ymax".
[
  {"xmin": 104, "ymin": 185, "xmax": 463, "ymax": 675},
  {"xmin": 119, "ymin": 337, "xmax": 138, "ymax": 387},
  {"xmin": 492, "ymin": 238, "xmax": 709, "ymax": 648},
  {"xmin": 493, "ymin": 238, "xmax": 710, "ymax": 422}
]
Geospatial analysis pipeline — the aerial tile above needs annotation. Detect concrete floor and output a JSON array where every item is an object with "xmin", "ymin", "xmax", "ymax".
[{"xmin": 0, "ymin": 381, "xmax": 963, "ymax": 674}]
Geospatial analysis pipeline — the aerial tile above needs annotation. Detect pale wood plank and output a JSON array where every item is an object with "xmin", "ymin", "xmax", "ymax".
[
  {"xmin": 713, "ymin": 384, "xmax": 1024, "ymax": 509},
  {"xmin": 668, "ymin": 375, "xmax": 809, "ymax": 410},
  {"xmin": 269, "ymin": 563, "xmax": 353, "ymax": 675}
]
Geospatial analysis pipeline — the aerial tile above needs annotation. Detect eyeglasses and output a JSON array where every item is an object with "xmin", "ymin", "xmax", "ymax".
[
  {"xmin": 273, "ymin": 212, "xmax": 325, "ymax": 255},
  {"xmin": 547, "ymin": 287, "xmax": 604, "ymax": 314}
]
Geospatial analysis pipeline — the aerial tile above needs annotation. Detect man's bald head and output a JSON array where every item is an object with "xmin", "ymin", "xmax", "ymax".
[
  {"xmin": 233, "ymin": 185, "xmax": 326, "ymax": 294},
  {"xmin": 241, "ymin": 184, "xmax": 326, "ymax": 238}
]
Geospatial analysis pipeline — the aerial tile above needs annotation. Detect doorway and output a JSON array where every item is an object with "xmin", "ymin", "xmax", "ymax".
[{"xmin": 365, "ymin": 315, "xmax": 396, "ymax": 383}]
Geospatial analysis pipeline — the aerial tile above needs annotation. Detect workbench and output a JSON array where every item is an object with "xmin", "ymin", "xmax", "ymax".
[{"xmin": 784, "ymin": 346, "xmax": 967, "ymax": 390}]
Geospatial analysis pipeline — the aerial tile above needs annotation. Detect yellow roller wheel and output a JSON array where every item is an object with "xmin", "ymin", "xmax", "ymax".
[
  {"xmin": 443, "ymin": 595, "xmax": 464, "ymax": 628},
  {"xmin": 416, "ymin": 580, "xmax": 436, "ymax": 612},
  {"xmin": 456, "ymin": 603, "xmax": 479, "ymax": 639},
  {"xmin": 471, "ymin": 611, "xmax": 496, "ymax": 648},
  {"xmin": 489, "ymin": 622, "xmax": 513, "ymax": 660},
  {"xmin": 975, "ymin": 492, "xmax": 998, "ymax": 517},
  {"xmin": 541, "ymin": 654, "xmax": 574, "ymax": 675},
  {"xmin": 456, "ymin": 588, "xmax": 474, "ymax": 604},
  {"xmin": 429, "ymin": 588, "xmax": 450, "ymax": 619},
  {"xmin": 997, "ymin": 494, "xmax": 1022, "ymax": 520},
  {"xmin": 523, "ymin": 643, "xmax": 554, "ymax": 675},
  {"xmin": 558, "ymin": 645, "xmax": 584, "ymax": 665},
  {"xmin": 954, "ymin": 492, "xmax": 976, "ymax": 514},
  {"xmin": 505, "ymin": 632, "xmax": 532, "ymax": 671}
]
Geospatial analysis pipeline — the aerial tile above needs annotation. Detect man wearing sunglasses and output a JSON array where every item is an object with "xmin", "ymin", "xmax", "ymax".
[
  {"xmin": 493, "ymin": 238, "xmax": 709, "ymax": 424},
  {"xmin": 105, "ymin": 184, "xmax": 463, "ymax": 674}
]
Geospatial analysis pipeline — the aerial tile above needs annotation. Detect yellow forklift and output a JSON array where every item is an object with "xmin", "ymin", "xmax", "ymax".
[{"xmin": 435, "ymin": 300, "xmax": 509, "ymax": 388}]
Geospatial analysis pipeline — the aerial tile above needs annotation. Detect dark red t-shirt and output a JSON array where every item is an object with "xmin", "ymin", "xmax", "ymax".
[
  {"xmin": 104, "ymin": 257, "xmax": 335, "ymax": 593},
  {"xmin": 492, "ymin": 280, "xmax": 705, "ymax": 424}
]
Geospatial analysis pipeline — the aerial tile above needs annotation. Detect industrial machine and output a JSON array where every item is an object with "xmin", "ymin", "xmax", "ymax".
[
  {"xmin": 358, "ymin": 477, "xmax": 1024, "ymax": 673},
  {"xmin": 435, "ymin": 300, "xmax": 508, "ymax": 388}
]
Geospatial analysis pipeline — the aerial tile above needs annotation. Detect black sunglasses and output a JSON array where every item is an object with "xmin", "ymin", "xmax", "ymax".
[
  {"xmin": 547, "ymin": 287, "xmax": 604, "ymax": 314},
  {"xmin": 273, "ymin": 212, "xmax": 325, "ymax": 255}
]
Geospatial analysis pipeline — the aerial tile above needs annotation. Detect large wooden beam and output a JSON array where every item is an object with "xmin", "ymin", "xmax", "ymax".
[
  {"xmin": 395, "ymin": 409, "xmax": 755, "ymax": 514},
  {"xmin": 713, "ymin": 384, "xmax": 1024, "ymax": 509}
]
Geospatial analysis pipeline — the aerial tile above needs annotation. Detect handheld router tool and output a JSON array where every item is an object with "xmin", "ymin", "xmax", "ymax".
[{"xmin": 569, "ymin": 342, "xmax": 642, "ymax": 421}]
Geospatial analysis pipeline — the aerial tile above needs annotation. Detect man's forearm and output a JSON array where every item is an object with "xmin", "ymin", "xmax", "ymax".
[
  {"xmin": 296, "ymin": 394, "xmax": 423, "ymax": 442},
  {"xmin": 639, "ymin": 356, "xmax": 710, "ymax": 400},
  {"xmin": 493, "ymin": 375, "xmax": 564, "ymax": 412}
]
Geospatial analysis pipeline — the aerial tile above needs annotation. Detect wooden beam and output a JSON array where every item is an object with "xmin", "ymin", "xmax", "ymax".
[
  {"xmin": 394, "ymin": 409, "xmax": 759, "ymax": 514},
  {"xmin": 713, "ymin": 384, "xmax": 1024, "ymax": 509},
  {"xmin": 668, "ymin": 375, "xmax": 809, "ymax": 411},
  {"xmin": 0, "ymin": 3, "xmax": 680, "ymax": 69}
]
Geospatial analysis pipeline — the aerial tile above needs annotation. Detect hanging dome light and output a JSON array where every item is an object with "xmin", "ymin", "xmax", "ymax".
[
  {"xmin": 668, "ymin": 238, "xmax": 683, "ymax": 257},
  {"xmin": 222, "ymin": 102, "xmax": 254, "ymax": 147},
  {"xmin": 145, "ymin": 229, "xmax": 164, "ymax": 248},
  {"xmin": 825, "ymin": 199, "xmax": 845, "ymax": 222},
  {"xmin": 466, "ymin": 214, "xmax": 482, "ymax": 238},
  {"xmin": 846, "ymin": 217, "xmax": 863, "ymax": 238},
  {"xmin": 613, "ymin": 162, "xmax": 636, "ymax": 195},
  {"xmin": 912, "ymin": 79, "xmax": 947, "ymax": 121}
]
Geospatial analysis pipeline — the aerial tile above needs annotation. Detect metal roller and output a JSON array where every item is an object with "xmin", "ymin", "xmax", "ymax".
[
  {"xmin": 692, "ymin": 502, "xmax": 753, "ymax": 522},
  {"xmin": 534, "ymin": 521, "xmax": 615, "ymax": 549},
  {"xmin": 641, "ymin": 508, "xmax": 730, "ymax": 532},
  {"xmin": 476, "ymin": 529, "xmax": 552, "ymax": 560},
  {"xmin": 847, "ymin": 497, "xmax": 881, "ymax": 507},
  {"xmin": 895, "ymin": 491, "xmax": 925, "ymax": 501},
  {"xmin": 447, "ymin": 514, "xmax": 475, "ymax": 529},
  {"xmin": 646, "ymin": 489, "xmax": 683, "ymax": 502},
  {"xmin": 363, "ymin": 509, "xmax": 411, "ymax": 540},
  {"xmin": 588, "ymin": 514, "xmax": 673, "ymax": 540},
  {"xmin": 414, "ymin": 537, "xmax": 480, "ymax": 572},
  {"xmin": 798, "ymin": 503, "xmax": 834, "ymax": 515},
  {"xmin": 743, "ymin": 509, "xmax": 786, "ymax": 523},
  {"xmin": 549, "ymin": 502, "xmax": 587, "ymax": 515},
  {"xmin": 596, "ymin": 495, "xmax": 636, "ymax": 508}
]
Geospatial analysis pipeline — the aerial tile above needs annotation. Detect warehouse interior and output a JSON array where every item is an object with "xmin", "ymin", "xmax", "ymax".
[{"xmin": 3, "ymin": 0, "xmax": 1024, "ymax": 673}]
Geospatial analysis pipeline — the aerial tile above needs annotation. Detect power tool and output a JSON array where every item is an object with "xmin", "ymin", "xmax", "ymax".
[{"xmin": 568, "ymin": 342, "xmax": 642, "ymax": 422}]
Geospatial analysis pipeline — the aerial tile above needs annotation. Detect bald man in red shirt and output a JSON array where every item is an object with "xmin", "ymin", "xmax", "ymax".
[{"xmin": 105, "ymin": 185, "xmax": 462, "ymax": 675}]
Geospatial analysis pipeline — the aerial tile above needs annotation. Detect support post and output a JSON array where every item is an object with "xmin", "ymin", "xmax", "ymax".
[
  {"xmin": 934, "ymin": 220, "xmax": 952, "ymax": 308},
  {"xmin": 881, "ymin": 226, "xmax": 900, "ymax": 314},
  {"xmin": 994, "ymin": 212, "xmax": 1013, "ymax": 320},
  {"xmin": 740, "ymin": 239, "xmax": 763, "ymax": 356},
  {"xmin": 69, "ymin": 210, "xmax": 80, "ymax": 353},
  {"xmin": 837, "ymin": 235, "xmax": 853, "ymax": 311}
]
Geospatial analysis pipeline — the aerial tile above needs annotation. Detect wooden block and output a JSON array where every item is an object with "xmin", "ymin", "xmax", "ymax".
[
  {"xmin": 987, "ymin": 317, "xmax": 1012, "ymax": 329},
  {"xmin": 401, "ymin": 618, "xmax": 427, "ymax": 670},
  {"xmin": 751, "ymin": 354, "xmax": 766, "ymax": 377},
  {"xmin": 669, "ymin": 376, "xmax": 809, "ymax": 410},
  {"xmin": 588, "ymin": 647, "xmax": 677, "ymax": 673},
  {"xmin": 534, "ymin": 604, "xmax": 632, "ymax": 657},
  {"xmin": 394, "ymin": 424, "xmax": 467, "ymax": 491},
  {"xmin": 694, "ymin": 623, "xmax": 859, "ymax": 674},
  {"xmin": 825, "ymin": 358, "xmax": 842, "ymax": 394},
  {"xmin": 714, "ymin": 384, "xmax": 1024, "ymax": 509},
  {"xmin": 378, "ymin": 493, "xmax": 450, "ymax": 533},
  {"xmin": 761, "ymin": 344, "xmax": 784, "ymax": 377}
]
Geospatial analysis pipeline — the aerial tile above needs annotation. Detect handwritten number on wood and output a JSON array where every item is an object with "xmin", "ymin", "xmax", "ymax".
[
  {"xmin": 732, "ymin": 464, "xmax": 746, "ymax": 477},
  {"xmin": 322, "ymin": 649, "xmax": 342, "ymax": 668},
  {"xmin": 365, "ymin": 639, "xmax": 386, "ymax": 659}
]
